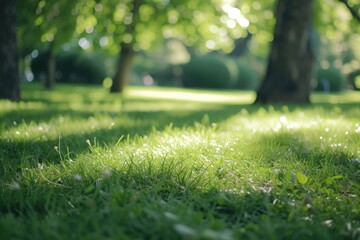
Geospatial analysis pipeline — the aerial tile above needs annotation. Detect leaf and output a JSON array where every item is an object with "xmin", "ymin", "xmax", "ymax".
[
  {"xmin": 296, "ymin": 172, "xmax": 308, "ymax": 185},
  {"xmin": 325, "ymin": 175, "xmax": 343, "ymax": 186},
  {"xmin": 84, "ymin": 184, "xmax": 95, "ymax": 194}
]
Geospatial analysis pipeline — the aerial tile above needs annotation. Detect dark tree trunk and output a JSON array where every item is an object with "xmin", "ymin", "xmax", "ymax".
[
  {"xmin": 110, "ymin": 0, "xmax": 141, "ymax": 93},
  {"xmin": 0, "ymin": 0, "xmax": 20, "ymax": 101},
  {"xmin": 255, "ymin": 0, "xmax": 315, "ymax": 104},
  {"xmin": 110, "ymin": 43, "xmax": 135, "ymax": 93},
  {"xmin": 45, "ymin": 43, "xmax": 55, "ymax": 89},
  {"xmin": 229, "ymin": 32, "xmax": 253, "ymax": 57}
]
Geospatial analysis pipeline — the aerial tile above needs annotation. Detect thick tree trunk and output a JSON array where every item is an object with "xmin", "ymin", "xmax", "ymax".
[
  {"xmin": 255, "ymin": 0, "xmax": 315, "ymax": 104},
  {"xmin": 45, "ymin": 43, "xmax": 55, "ymax": 89},
  {"xmin": 110, "ymin": 43, "xmax": 135, "ymax": 93},
  {"xmin": 0, "ymin": 0, "xmax": 20, "ymax": 101}
]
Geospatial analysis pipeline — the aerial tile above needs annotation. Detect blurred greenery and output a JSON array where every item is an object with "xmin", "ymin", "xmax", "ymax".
[
  {"xmin": 315, "ymin": 67, "xmax": 345, "ymax": 92},
  {"xmin": 233, "ymin": 58, "xmax": 260, "ymax": 90},
  {"xmin": 31, "ymin": 47, "xmax": 108, "ymax": 84},
  {"xmin": 16, "ymin": 0, "xmax": 359, "ymax": 91},
  {"xmin": 182, "ymin": 54, "xmax": 260, "ymax": 90},
  {"xmin": 183, "ymin": 54, "xmax": 238, "ymax": 89}
]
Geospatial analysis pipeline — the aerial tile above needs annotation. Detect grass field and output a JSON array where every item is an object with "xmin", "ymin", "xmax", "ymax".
[{"xmin": 1, "ymin": 83, "xmax": 360, "ymax": 239}]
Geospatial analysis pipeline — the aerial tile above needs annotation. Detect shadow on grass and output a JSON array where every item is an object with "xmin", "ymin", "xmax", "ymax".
[
  {"xmin": 251, "ymin": 131, "xmax": 360, "ymax": 183},
  {"xmin": 2, "ymin": 84, "xmax": 359, "ymax": 179},
  {"xmin": 0, "ymin": 101, "xmax": 260, "ymax": 177},
  {"xmin": 2, "ymin": 96, "xmax": 360, "ymax": 177}
]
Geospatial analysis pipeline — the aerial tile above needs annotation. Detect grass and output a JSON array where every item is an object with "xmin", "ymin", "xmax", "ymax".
[{"xmin": 1, "ymin": 83, "xmax": 360, "ymax": 239}]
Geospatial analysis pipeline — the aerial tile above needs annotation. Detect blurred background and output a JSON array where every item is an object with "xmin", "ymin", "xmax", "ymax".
[{"xmin": 16, "ymin": 0, "xmax": 360, "ymax": 92}]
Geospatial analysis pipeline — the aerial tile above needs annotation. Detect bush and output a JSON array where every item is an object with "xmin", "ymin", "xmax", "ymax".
[
  {"xmin": 182, "ymin": 54, "xmax": 238, "ymax": 89},
  {"xmin": 315, "ymin": 67, "xmax": 345, "ymax": 92},
  {"xmin": 233, "ymin": 60, "xmax": 260, "ymax": 90},
  {"xmin": 30, "ymin": 49, "xmax": 49, "ymax": 81},
  {"xmin": 349, "ymin": 69, "xmax": 360, "ymax": 91},
  {"xmin": 31, "ymin": 48, "xmax": 107, "ymax": 84}
]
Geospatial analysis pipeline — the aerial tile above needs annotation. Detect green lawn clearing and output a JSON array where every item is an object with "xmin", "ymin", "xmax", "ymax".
[{"xmin": 1, "ymin": 83, "xmax": 359, "ymax": 239}]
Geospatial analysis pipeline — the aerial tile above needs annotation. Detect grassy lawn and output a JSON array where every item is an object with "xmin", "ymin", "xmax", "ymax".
[{"xmin": 1, "ymin": 83, "xmax": 359, "ymax": 239}]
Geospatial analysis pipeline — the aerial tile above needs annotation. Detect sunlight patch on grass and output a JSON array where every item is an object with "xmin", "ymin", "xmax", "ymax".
[
  {"xmin": 126, "ymin": 87, "xmax": 256, "ymax": 104},
  {"xmin": 311, "ymin": 91, "xmax": 360, "ymax": 104}
]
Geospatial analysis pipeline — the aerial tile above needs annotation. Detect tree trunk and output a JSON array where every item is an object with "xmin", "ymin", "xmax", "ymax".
[
  {"xmin": 110, "ymin": 43, "xmax": 135, "ymax": 93},
  {"xmin": 110, "ymin": 0, "xmax": 141, "ymax": 93},
  {"xmin": 45, "ymin": 43, "xmax": 55, "ymax": 89},
  {"xmin": 255, "ymin": 0, "xmax": 315, "ymax": 104},
  {"xmin": 0, "ymin": 0, "xmax": 20, "ymax": 101},
  {"xmin": 229, "ymin": 32, "xmax": 252, "ymax": 57}
]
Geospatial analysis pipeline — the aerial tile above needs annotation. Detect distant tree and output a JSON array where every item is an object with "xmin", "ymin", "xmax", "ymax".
[
  {"xmin": 17, "ymin": 0, "xmax": 80, "ymax": 88},
  {"xmin": 110, "ymin": 0, "xmax": 141, "ymax": 93},
  {"xmin": 89, "ymin": 0, "xmax": 243, "ymax": 93},
  {"xmin": 0, "ymin": 0, "xmax": 20, "ymax": 101}
]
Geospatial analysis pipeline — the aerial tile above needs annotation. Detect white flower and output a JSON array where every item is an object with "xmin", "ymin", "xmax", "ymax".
[
  {"xmin": 74, "ymin": 174, "xmax": 82, "ymax": 181},
  {"xmin": 8, "ymin": 182, "xmax": 20, "ymax": 190}
]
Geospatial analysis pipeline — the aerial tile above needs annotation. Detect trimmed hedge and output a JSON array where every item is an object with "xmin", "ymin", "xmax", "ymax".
[
  {"xmin": 182, "ymin": 54, "xmax": 238, "ymax": 89},
  {"xmin": 182, "ymin": 54, "xmax": 260, "ymax": 90},
  {"xmin": 233, "ymin": 60, "xmax": 260, "ymax": 90}
]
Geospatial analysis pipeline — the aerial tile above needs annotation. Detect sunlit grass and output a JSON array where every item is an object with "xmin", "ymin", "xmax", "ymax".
[{"xmin": 0, "ymin": 83, "xmax": 359, "ymax": 239}]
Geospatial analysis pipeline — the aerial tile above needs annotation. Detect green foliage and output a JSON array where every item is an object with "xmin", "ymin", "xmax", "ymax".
[
  {"xmin": 87, "ymin": 0, "xmax": 241, "ymax": 53},
  {"xmin": 233, "ymin": 59, "xmax": 260, "ymax": 90},
  {"xmin": 31, "ymin": 48, "xmax": 107, "ymax": 84},
  {"xmin": 16, "ymin": 0, "xmax": 81, "ymax": 56},
  {"xmin": 147, "ymin": 65, "xmax": 183, "ymax": 87},
  {"xmin": 315, "ymin": 67, "xmax": 345, "ymax": 92},
  {"xmin": 182, "ymin": 55, "xmax": 260, "ymax": 90},
  {"xmin": 182, "ymin": 54, "xmax": 238, "ymax": 89},
  {"xmin": 349, "ymin": 69, "xmax": 360, "ymax": 91},
  {"xmin": 131, "ymin": 56, "xmax": 181, "ymax": 87}
]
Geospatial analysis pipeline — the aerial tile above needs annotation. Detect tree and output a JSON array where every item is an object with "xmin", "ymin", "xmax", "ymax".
[
  {"xmin": 255, "ymin": 0, "xmax": 315, "ymax": 103},
  {"xmin": 338, "ymin": 0, "xmax": 360, "ymax": 22},
  {"xmin": 17, "ymin": 0, "xmax": 81, "ymax": 88},
  {"xmin": 0, "ymin": 0, "xmax": 20, "ymax": 101},
  {"xmin": 253, "ymin": 0, "xmax": 359, "ymax": 103},
  {"xmin": 88, "ymin": 0, "xmax": 243, "ymax": 93},
  {"xmin": 110, "ymin": 0, "xmax": 141, "ymax": 93}
]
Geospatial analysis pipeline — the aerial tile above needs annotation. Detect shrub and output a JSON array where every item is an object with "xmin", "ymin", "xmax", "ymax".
[
  {"xmin": 72, "ymin": 53, "xmax": 106, "ymax": 84},
  {"xmin": 30, "ymin": 49, "xmax": 48, "ymax": 81},
  {"xmin": 315, "ymin": 67, "xmax": 345, "ymax": 92},
  {"xmin": 31, "ymin": 48, "xmax": 107, "ymax": 84},
  {"xmin": 149, "ymin": 65, "xmax": 184, "ymax": 87},
  {"xmin": 232, "ymin": 60, "xmax": 260, "ymax": 90},
  {"xmin": 182, "ymin": 54, "xmax": 238, "ymax": 89},
  {"xmin": 348, "ymin": 69, "xmax": 360, "ymax": 91}
]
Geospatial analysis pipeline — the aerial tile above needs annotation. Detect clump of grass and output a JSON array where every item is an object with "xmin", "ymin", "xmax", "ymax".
[{"xmin": 0, "ymin": 83, "xmax": 359, "ymax": 239}]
